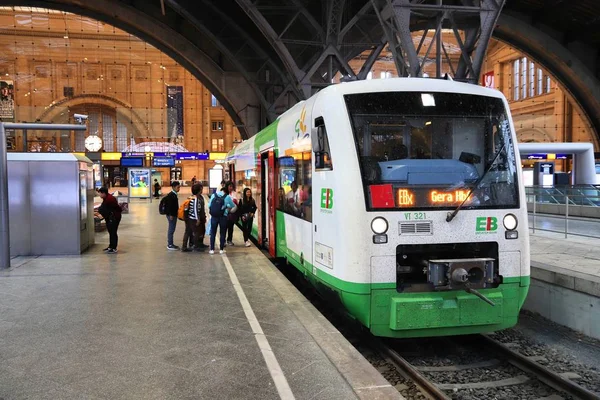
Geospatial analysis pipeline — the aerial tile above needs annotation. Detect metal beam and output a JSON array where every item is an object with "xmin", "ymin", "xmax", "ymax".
[
  {"xmin": 288, "ymin": 0, "xmax": 325, "ymax": 40},
  {"xmin": 372, "ymin": 0, "xmax": 406, "ymax": 76},
  {"xmin": 165, "ymin": 0, "xmax": 273, "ymax": 114},
  {"xmin": 357, "ymin": 41, "xmax": 386, "ymax": 79},
  {"xmin": 340, "ymin": 1, "xmax": 373, "ymax": 41},
  {"xmin": 371, "ymin": 0, "xmax": 505, "ymax": 82},
  {"xmin": 469, "ymin": 0, "xmax": 506, "ymax": 81},
  {"xmin": 200, "ymin": 0, "xmax": 292, "ymax": 88},
  {"xmin": 326, "ymin": 0, "xmax": 346, "ymax": 44},
  {"xmin": 236, "ymin": 0, "xmax": 304, "ymax": 84}
]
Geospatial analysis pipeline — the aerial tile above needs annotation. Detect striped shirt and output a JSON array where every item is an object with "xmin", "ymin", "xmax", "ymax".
[{"xmin": 187, "ymin": 196, "xmax": 204, "ymax": 221}]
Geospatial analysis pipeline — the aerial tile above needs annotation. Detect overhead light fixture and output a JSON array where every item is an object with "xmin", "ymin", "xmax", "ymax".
[
  {"xmin": 421, "ymin": 93, "xmax": 435, "ymax": 107},
  {"xmin": 425, "ymin": 121, "xmax": 432, "ymax": 126}
]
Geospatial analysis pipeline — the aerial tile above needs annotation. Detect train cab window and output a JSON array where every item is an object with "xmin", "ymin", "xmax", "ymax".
[
  {"xmin": 313, "ymin": 117, "xmax": 333, "ymax": 170},
  {"xmin": 278, "ymin": 153, "xmax": 312, "ymax": 222}
]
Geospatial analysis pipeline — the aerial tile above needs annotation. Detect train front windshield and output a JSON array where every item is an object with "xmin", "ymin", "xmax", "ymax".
[{"xmin": 345, "ymin": 92, "xmax": 519, "ymax": 211}]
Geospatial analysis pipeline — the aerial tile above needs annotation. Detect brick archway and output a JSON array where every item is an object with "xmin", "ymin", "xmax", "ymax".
[{"xmin": 37, "ymin": 94, "xmax": 151, "ymax": 139}]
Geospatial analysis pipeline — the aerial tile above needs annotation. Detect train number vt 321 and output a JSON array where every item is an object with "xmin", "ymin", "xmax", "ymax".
[{"xmin": 226, "ymin": 77, "xmax": 530, "ymax": 338}]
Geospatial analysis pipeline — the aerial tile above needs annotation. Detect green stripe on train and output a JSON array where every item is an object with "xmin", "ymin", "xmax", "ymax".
[{"xmin": 274, "ymin": 210, "xmax": 530, "ymax": 338}]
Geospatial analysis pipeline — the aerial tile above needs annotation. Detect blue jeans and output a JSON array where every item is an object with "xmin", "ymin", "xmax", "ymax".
[
  {"xmin": 210, "ymin": 216, "xmax": 228, "ymax": 251},
  {"xmin": 167, "ymin": 216, "xmax": 177, "ymax": 246}
]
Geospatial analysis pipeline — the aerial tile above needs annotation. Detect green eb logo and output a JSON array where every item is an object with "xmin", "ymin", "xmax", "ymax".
[
  {"xmin": 476, "ymin": 217, "xmax": 498, "ymax": 232},
  {"xmin": 320, "ymin": 188, "xmax": 334, "ymax": 209}
]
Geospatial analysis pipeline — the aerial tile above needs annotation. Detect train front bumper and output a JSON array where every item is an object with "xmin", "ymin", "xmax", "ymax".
[{"xmin": 368, "ymin": 279, "xmax": 529, "ymax": 338}]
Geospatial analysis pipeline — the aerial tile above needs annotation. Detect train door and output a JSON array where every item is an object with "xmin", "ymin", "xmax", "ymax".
[
  {"xmin": 311, "ymin": 117, "xmax": 335, "ymax": 277},
  {"xmin": 260, "ymin": 151, "xmax": 276, "ymax": 256}
]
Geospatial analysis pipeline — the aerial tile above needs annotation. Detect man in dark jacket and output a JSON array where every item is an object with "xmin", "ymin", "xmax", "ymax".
[
  {"xmin": 182, "ymin": 183, "xmax": 207, "ymax": 252},
  {"xmin": 98, "ymin": 187, "xmax": 122, "ymax": 254},
  {"xmin": 165, "ymin": 181, "xmax": 181, "ymax": 250}
]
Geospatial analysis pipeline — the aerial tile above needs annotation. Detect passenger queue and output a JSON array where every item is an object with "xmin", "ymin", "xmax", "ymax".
[{"xmin": 96, "ymin": 180, "xmax": 255, "ymax": 256}]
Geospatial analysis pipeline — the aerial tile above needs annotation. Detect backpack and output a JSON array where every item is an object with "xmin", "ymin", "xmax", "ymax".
[
  {"xmin": 209, "ymin": 194, "xmax": 225, "ymax": 217},
  {"xmin": 159, "ymin": 196, "xmax": 168, "ymax": 215},
  {"xmin": 178, "ymin": 197, "xmax": 193, "ymax": 221}
]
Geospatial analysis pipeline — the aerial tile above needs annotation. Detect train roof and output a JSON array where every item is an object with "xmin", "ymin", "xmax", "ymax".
[
  {"xmin": 276, "ymin": 77, "xmax": 504, "ymax": 121},
  {"xmin": 318, "ymin": 77, "xmax": 504, "ymax": 99}
]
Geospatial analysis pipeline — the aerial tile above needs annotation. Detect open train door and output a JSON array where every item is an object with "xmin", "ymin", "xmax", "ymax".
[{"xmin": 260, "ymin": 150, "xmax": 276, "ymax": 256}]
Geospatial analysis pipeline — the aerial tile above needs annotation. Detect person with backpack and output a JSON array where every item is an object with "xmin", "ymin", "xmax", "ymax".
[
  {"xmin": 225, "ymin": 182, "xmax": 239, "ymax": 246},
  {"xmin": 160, "ymin": 181, "xmax": 181, "ymax": 250},
  {"xmin": 239, "ymin": 188, "xmax": 257, "ymax": 247},
  {"xmin": 98, "ymin": 187, "xmax": 122, "ymax": 254},
  {"xmin": 181, "ymin": 183, "xmax": 206, "ymax": 252},
  {"xmin": 208, "ymin": 180, "xmax": 235, "ymax": 255}
]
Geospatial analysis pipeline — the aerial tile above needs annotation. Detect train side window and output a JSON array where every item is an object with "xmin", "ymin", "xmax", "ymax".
[
  {"xmin": 278, "ymin": 153, "xmax": 312, "ymax": 222},
  {"xmin": 313, "ymin": 117, "xmax": 333, "ymax": 170}
]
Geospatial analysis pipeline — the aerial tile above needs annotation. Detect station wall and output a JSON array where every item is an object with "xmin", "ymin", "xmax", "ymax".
[{"xmin": 0, "ymin": 8, "xmax": 242, "ymax": 183}]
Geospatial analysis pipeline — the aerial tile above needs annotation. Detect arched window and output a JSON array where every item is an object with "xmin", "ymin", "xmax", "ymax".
[{"xmin": 70, "ymin": 105, "xmax": 126, "ymax": 152}]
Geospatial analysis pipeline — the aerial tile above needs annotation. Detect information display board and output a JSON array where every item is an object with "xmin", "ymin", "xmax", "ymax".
[
  {"xmin": 152, "ymin": 156, "xmax": 175, "ymax": 167},
  {"xmin": 128, "ymin": 168, "xmax": 151, "ymax": 198},
  {"xmin": 121, "ymin": 157, "xmax": 144, "ymax": 167}
]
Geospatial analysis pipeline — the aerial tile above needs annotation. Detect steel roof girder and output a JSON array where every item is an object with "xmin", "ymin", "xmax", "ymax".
[
  {"xmin": 326, "ymin": 0, "xmax": 346, "ymax": 44},
  {"xmin": 357, "ymin": 40, "xmax": 387, "ymax": 80},
  {"xmin": 469, "ymin": 0, "xmax": 506, "ymax": 81},
  {"xmin": 391, "ymin": 0, "xmax": 422, "ymax": 78},
  {"xmin": 236, "ymin": 0, "xmax": 305, "ymax": 86},
  {"xmin": 165, "ymin": 0, "xmax": 272, "ymax": 114}
]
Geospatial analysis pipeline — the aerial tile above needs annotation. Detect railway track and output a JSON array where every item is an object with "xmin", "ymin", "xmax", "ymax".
[{"xmin": 373, "ymin": 334, "xmax": 600, "ymax": 400}]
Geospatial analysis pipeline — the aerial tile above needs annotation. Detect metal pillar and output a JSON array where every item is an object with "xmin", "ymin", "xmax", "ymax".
[
  {"xmin": 0, "ymin": 123, "xmax": 87, "ymax": 269},
  {"xmin": 0, "ymin": 124, "xmax": 9, "ymax": 269}
]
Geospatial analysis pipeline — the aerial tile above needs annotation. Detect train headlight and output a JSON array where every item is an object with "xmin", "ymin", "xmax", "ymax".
[
  {"xmin": 371, "ymin": 217, "xmax": 388, "ymax": 234},
  {"xmin": 503, "ymin": 214, "xmax": 518, "ymax": 231}
]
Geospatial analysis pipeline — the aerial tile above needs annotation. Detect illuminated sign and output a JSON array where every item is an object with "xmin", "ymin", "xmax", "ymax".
[
  {"xmin": 121, "ymin": 157, "xmax": 144, "ymax": 167},
  {"xmin": 369, "ymin": 184, "xmax": 478, "ymax": 209},
  {"xmin": 430, "ymin": 190, "xmax": 470, "ymax": 204},
  {"xmin": 101, "ymin": 152, "xmax": 122, "ymax": 161},
  {"xmin": 209, "ymin": 152, "xmax": 227, "ymax": 160},
  {"xmin": 397, "ymin": 189, "xmax": 415, "ymax": 206},
  {"xmin": 152, "ymin": 156, "xmax": 175, "ymax": 167},
  {"xmin": 176, "ymin": 152, "xmax": 209, "ymax": 160}
]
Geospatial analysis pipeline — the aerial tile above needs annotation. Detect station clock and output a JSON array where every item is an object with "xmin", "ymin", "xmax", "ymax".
[{"xmin": 84, "ymin": 134, "xmax": 103, "ymax": 152}]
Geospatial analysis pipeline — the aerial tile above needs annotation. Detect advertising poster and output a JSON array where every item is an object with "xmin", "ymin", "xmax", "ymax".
[
  {"xmin": 166, "ymin": 86, "xmax": 184, "ymax": 141},
  {"xmin": 128, "ymin": 168, "xmax": 151, "ymax": 198},
  {"xmin": 0, "ymin": 80, "xmax": 14, "ymax": 119}
]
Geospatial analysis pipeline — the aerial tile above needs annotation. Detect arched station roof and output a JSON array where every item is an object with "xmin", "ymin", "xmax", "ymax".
[{"xmin": 0, "ymin": 0, "xmax": 599, "ymax": 141}]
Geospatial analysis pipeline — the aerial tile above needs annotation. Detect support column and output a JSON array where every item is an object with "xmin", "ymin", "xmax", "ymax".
[
  {"xmin": 224, "ymin": 113, "xmax": 233, "ymax": 152},
  {"xmin": 0, "ymin": 124, "xmax": 9, "ymax": 269},
  {"xmin": 202, "ymin": 86, "xmax": 211, "ymax": 182}
]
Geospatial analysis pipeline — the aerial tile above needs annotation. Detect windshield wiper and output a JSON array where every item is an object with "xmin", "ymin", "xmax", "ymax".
[{"xmin": 446, "ymin": 143, "xmax": 506, "ymax": 223}]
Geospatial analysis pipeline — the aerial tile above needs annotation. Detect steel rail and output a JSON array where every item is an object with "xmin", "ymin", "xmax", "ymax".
[
  {"xmin": 480, "ymin": 334, "xmax": 600, "ymax": 400},
  {"xmin": 374, "ymin": 339, "xmax": 451, "ymax": 400}
]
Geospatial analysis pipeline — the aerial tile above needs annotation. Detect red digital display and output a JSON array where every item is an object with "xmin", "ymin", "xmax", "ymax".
[{"xmin": 369, "ymin": 184, "xmax": 395, "ymax": 208}]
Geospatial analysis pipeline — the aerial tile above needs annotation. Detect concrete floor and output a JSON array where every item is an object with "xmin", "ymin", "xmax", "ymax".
[{"xmin": 0, "ymin": 199, "xmax": 370, "ymax": 400}]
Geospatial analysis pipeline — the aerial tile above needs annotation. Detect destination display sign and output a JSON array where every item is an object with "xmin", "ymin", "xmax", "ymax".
[{"xmin": 369, "ymin": 184, "xmax": 476, "ymax": 209}]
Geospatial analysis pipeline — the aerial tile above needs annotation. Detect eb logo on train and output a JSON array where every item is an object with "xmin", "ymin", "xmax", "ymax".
[{"xmin": 476, "ymin": 217, "xmax": 498, "ymax": 233}]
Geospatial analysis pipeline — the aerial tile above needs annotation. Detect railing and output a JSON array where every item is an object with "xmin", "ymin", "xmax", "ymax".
[
  {"xmin": 525, "ymin": 185, "xmax": 600, "ymax": 207},
  {"xmin": 527, "ymin": 185, "xmax": 600, "ymax": 239}
]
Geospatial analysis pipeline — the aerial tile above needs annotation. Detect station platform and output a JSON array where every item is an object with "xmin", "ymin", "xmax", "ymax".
[
  {"xmin": 526, "ymin": 230, "xmax": 600, "ymax": 340},
  {"xmin": 0, "ymin": 199, "xmax": 400, "ymax": 400}
]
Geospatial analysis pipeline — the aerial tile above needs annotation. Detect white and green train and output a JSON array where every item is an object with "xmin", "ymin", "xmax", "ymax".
[{"xmin": 226, "ymin": 78, "xmax": 530, "ymax": 338}]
